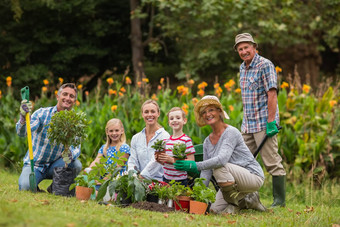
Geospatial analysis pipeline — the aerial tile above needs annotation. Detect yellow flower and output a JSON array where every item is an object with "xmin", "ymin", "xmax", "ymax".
[
  {"xmin": 54, "ymin": 90, "xmax": 58, "ymax": 96},
  {"xmin": 43, "ymin": 79, "xmax": 49, "ymax": 85},
  {"xmin": 197, "ymin": 89, "xmax": 205, "ymax": 97},
  {"xmin": 0, "ymin": 90, "xmax": 2, "ymax": 99},
  {"xmin": 214, "ymin": 83, "xmax": 220, "ymax": 89},
  {"xmin": 106, "ymin": 78, "xmax": 114, "ymax": 85},
  {"xmin": 119, "ymin": 92, "xmax": 124, "ymax": 97},
  {"xmin": 142, "ymin": 78, "xmax": 149, "ymax": 83},
  {"xmin": 198, "ymin": 82, "xmax": 208, "ymax": 90},
  {"xmin": 329, "ymin": 100, "xmax": 337, "ymax": 108},
  {"xmin": 215, "ymin": 87, "xmax": 223, "ymax": 97},
  {"xmin": 302, "ymin": 84, "xmax": 311, "ymax": 93},
  {"xmin": 188, "ymin": 79, "xmax": 195, "ymax": 85},
  {"xmin": 224, "ymin": 79, "xmax": 235, "ymax": 91},
  {"xmin": 160, "ymin": 78, "xmax": 164, "ymax": 84},
  {"xmin": 137, "ymin": 81, "xmax": 142, "ymax": 87},
  {"xmin": 157, "ymin": 85, "xmax": 162, "ymax": 90},
  {"xmin": 76, "ymin": 100, "xmax": 80, "ymax": 106},
  {"xmin": 229, "ymin": 105, "xmax": 234, "ymax": 112},
  {"xmin": 109, "ymin": 89, "xmax": 116, "ymax": 95},
  {"xmin": 6, "ymin": 76, "xmax": 12, "ymax": 87},
  {"xmin": 77, "ymin": 84, "xmax": 83, "ymax": 90},
  {"xmin": 235, "ymin": 88, "xmax": 241, "ymax": 93},
  {"xmin": 58, "ymin": 77, "xmax": 64, "ymax": 84},
  {"xmin": 192, "ymin": 98, "xmax": 199, "ymax": 106},
  {"xmin": 151, "ymin": 93, "xmax": 158, "ymax": 101},
  {"xmin": 275, "ymin": 66, "xmax": 282, "ymax": 73},
  {"xmin": 42, "ymin": 86, "xmax": 47, "ymax": 92},
  {"xmin": 111, "ymin": 105, "xmax": 117, "ymax": 112},
  {"xmin": 125, "ymin": 76, "xmax": 132, "ymax": 85},
  {"xmin": 120, "ymin": 87, "xmax": 126, "ymax": 93},
  {"xmin": 280, "ymin": 82, "xmax": 289, "ymax": 89},
  {"xmin": 181, "ymin": 103, "xmax": 189, "ymax": 115},
  {"xmin": 85, "ymin": 91, "xmax": 89, "ymax": 96}
]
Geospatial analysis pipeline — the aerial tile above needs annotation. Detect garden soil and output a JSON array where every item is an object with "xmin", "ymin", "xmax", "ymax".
[{"xmin": 131, "ymin": 201, "xmax": 175, "ymax": 213}]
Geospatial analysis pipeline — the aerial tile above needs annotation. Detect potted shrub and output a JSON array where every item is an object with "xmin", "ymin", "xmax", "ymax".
[
  {"xmin": 151, "ymin": 139, "xmax": 166, "ymax": 164},
  {"xmin": 171, "ymin": 143, "xmax": 187, "ymax": 161},
  {"xmin": 189, "ymin": 178, "xmax": 216, "ymax": 215},
  {"xmin": 47, "ymin": 110, "xmax": 90, "ymax": 196}
]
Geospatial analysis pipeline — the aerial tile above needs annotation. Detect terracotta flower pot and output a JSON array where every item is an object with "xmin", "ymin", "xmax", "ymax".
[
  {"xmin": 189, "ymin": 200, "xmax": 208, "ymax": 215},
  {"xmin": 76, "ymin": 186, "xmax": 93, "ymax": 201},
  {"xmin": 174, "ymin": 196, "xmax": 191, "ymax": 212}
]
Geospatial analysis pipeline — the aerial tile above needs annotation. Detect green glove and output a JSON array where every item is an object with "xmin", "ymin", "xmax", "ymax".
[
  {"xmin": 266, "ymin": 120, "xmax": 278, "ymax": 137},
  {"xmin": 174, "ymin": 160, "xmax": 199, "ymax": 175}
]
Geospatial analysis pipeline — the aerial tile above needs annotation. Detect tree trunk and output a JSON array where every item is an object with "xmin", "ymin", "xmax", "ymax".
[
  {"xmin": 268, "ymin": 44, "xmax": 322, "ymax": 88},
  {"xmin": 130, "ymin": 0, "xmax": 144, "ymax": 84}
]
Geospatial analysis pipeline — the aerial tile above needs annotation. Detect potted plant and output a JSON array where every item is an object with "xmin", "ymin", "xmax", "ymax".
[
  {"xmin": 151, "ymin": 139, "xmax": 166, "ymax": 164},
  {"xmin": 170, "ymin": 181, "xmax": 192, "ymax": 212},
  {"xmin": 47, "ymin": 110, "xmax": 90, "ymax": 196},
  {"xmin": 97, "ymin": 169, "xmax": 146, "ymax": 205},
  {"xmin": 69, "ymin": 161, "xmax": 106, "ymax": 201},
  {"xmin": 171, "ymin": 143, "xmax": 187, "ymax": 161},
  {"xmin": 152, "ymin": 181, "xmax": 170, "ymax": 205},
  {"xmin": 189, "ymin": 178, "xmax": 216, "ymax": 215}
]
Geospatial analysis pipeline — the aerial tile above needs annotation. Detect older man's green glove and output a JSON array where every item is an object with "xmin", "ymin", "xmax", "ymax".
[
  {"xmin": 266, "ymin": 120, "xmax": 279, "ymax": 137},
  {"xmin": 174, "ymin": 160, "xmax": 199, "ymax": 177}
]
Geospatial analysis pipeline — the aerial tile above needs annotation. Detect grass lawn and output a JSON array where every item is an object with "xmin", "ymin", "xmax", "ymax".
[{"xmin": 0, "ymin": 169, "xmax": 339, "ymax": 227}]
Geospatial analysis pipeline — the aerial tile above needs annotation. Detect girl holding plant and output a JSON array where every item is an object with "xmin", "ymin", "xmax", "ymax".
[
  {"xmin": 174, "ymin": 95, "xmax": 266, "ymax": 214},
  {"xmin": 128, "ymin": 100, "xmax": 170, "ymax": 181},
  {"xmin": 86, "ymin": 118, "xmax": 130, "ymax": 187}
]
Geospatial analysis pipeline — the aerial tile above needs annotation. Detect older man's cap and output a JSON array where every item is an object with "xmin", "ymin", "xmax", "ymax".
[{"xmin": 234, "ymin": 33, "xmax": 257, "ymax": 50}]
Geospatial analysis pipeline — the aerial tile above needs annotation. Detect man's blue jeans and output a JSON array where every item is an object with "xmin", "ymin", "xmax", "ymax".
[{"xmin": 18, "ymin": 158, "xmax": 82, "ymax": 191}]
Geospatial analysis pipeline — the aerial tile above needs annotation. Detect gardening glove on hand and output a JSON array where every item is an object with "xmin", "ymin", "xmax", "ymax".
[
  {"xmin": 19, "ymin": 100, "xmax": 32, "ymax": 124},
  {"xmin": 266, "ymin": 120, "xmax": 278, "ymax": 137},
  {"xmin": 174, "ymin": 160, "xmax": 199, "ymax": 176}
]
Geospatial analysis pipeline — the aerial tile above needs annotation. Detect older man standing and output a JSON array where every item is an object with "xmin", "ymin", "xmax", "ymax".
[
  {"xmin": 17, "ymin": 83, "xmax": 82, "ymax": 191},
  {"xmin": 234, "ymin": 33, "xmax": 286, "ymax": 207}
]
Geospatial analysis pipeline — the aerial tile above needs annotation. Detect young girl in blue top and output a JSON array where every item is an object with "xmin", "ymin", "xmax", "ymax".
[{"xmin": 86, "ymin": 118, "xmax": 130, "ymax": 179}]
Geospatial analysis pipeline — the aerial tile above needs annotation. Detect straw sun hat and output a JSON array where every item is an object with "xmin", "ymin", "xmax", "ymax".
[{"xmin": 194, "ymin": 95, "xmax": 229, "ymax": 127}]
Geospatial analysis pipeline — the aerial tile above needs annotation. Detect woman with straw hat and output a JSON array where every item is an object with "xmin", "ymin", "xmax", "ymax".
[{"xmin": 174, "ymin": 95, "xmax": 266, "ymax": 214}]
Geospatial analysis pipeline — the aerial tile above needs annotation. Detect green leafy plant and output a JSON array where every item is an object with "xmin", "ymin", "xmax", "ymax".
[
  {"xmin": 98, "ymin": 170, "xmax": 146, "ymax": 204},
  {"xmin": 172, "ymin": 143, "xmax": 187, "ymax": 160},
  {"xmin": 47, "ymin": 110, "xmax": 90, "ymax": 166},
  {"xmin": 151, "ymin": 139, "xmax": 165, "ymax": 153},
  {"xmin": 191, "ymin": 178, "xmax": 216, "ymax": 204},
  {"xmin": 153, "ymin": 182, "xmax": 171, "ymax": 201},
  {"xmin": 169, "ymin": 180, "xmax": 192, "ymax": 198},
  {"xmin": 69, "ymin": 159, "xmax": 107, "ymax": 192}
]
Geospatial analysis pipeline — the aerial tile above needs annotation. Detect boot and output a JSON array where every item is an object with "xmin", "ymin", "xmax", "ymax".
[
  {"xmin": 220, "ymin": 184, "xmax": 241, "ymax": 214},
  {"xmin": 271, "ymin": 175, "xmax": 286, "ymax": 207},
  {"xmin": 238, "ymin": 191, "xmax": 266, "ymax": 212},
  {"xmin": 220, "ymin": 184, "xmax": 240, "ymax": 206}
]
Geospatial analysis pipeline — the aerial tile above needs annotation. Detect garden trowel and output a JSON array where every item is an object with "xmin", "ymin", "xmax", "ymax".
[{"xmin": 21, "ymin": 86, "xmax": 37, "ymax": 193}]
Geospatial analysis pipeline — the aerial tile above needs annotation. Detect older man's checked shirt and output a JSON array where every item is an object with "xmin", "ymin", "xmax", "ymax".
[{"xmin": 239, "ymin": 53, "xmax": 280, "ymax": 133}]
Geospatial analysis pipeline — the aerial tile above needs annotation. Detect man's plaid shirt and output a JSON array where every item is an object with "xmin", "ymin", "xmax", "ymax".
[
  {"xmin": 16, "ymin": 105, "xmax": 80, "ymax": 172},
  {"xmin": 239, "ymin": 53, "xmax": 280, "ymax": 133}
]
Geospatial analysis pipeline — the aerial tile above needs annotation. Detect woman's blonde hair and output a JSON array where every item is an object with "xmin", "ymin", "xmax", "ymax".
[{"xmin": 103, "ymin": 118, "xmax": 126, "ymax": 154}]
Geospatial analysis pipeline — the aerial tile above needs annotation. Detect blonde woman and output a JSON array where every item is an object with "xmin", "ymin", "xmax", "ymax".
[{"xmin": 128, "ymin": 99, "xmax": 170, "ymax": 181}]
